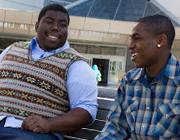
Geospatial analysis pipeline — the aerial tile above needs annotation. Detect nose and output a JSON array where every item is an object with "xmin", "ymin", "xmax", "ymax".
[
  {"xmin": 52, "ymin": 22, "xmax": 59, "ymax": 30},
  {"xmin": 128, "ymin": 39, "xmax": 135, "ymax": 50}
]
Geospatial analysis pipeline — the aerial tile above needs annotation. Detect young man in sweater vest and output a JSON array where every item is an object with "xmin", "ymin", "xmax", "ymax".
[{"xmin": 0, "ymin": 4, "xmax": 98, "ymax": 140}]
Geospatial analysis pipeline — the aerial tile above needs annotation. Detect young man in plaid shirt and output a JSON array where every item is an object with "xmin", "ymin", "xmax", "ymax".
[{"xmin": 95, "ymin": 15, "xmax": 180, "ymax": 140}]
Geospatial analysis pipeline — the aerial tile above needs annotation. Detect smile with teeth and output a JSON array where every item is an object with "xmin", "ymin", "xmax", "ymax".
[
  {"xmin": 48, "ymin": 35, "xmax": 58, "ymax": 41},
  {"xmin": 131, "ymin": 53, "xmax": 138, "ymax": 60}
]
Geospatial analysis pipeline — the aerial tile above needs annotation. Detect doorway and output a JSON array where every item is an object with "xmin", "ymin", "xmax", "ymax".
[{"xmin": 92, "ymin": 58, "xmax": 109, "ymax": 86}]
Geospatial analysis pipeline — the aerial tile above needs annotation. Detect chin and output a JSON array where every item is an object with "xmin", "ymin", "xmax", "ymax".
[
  {"xmin": 46, "ymin": 43, "xmax": 60, "ymax": 50},
  {"xmin": 134, "ymin": 62, "xmax": 143, "ymax": 68}
]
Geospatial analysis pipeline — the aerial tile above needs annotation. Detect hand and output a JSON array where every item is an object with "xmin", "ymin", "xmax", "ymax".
[{"xmin": 22, "ymin": 114, "xmax": 51, "ymax": 133}]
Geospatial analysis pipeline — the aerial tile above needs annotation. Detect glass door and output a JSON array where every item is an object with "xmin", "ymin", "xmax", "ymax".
[{"xmin": 108, "ymin": 61, "xmax": 122, "ymax": 85}]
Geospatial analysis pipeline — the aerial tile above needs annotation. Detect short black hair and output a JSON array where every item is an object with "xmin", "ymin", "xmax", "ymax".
[
  {"xmin": 38, "ymin": 4, "xmax": 70, "ymax": 24},
  {"xmin": 138, "ymin": 15, "xmax": 175, "ymax": 48}
]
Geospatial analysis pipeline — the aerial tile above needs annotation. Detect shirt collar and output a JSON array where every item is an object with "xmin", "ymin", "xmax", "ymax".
[
  {"xmin": 29, "ymin": 37, "xmax": 70, "ymax": 60},
  {"xmin": 163, "ymin": 54, "xmax": 178, "ymax": 79},
  {"xmin": 133, "ymin": 68, "xmax": 144, "ymax": 80}
]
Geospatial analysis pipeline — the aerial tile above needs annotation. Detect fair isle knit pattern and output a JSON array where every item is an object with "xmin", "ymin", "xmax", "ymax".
[{"xmin": 0, "ymin": 41, "xmax": 86, "ymax": 120}]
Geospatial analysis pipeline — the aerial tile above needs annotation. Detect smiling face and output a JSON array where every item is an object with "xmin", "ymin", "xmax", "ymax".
[
  {"xmin": 35, "ymin": 10, "xmax": 68, "ymax": 51},
  {"xmin": 129, "ymin": 23, "xmax": 160, "ymax": 68}
]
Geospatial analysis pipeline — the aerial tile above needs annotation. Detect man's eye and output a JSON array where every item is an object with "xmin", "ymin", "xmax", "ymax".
[
  {"xmin": 60, "ymin": 23, "xmax": 67, "ymax": 27},
  {"xmin": 45, "ymin": 19, "xmax": 53, "ymax": 23},
  {"xmin": 133, "ymin": 36, "xmax": 141, "ymax": 40}
]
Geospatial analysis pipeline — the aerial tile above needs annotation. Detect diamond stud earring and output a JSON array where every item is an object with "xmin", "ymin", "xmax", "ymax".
[{"xmin": 157, "ymin": 44, "xmax": 161, "ymax": 48}]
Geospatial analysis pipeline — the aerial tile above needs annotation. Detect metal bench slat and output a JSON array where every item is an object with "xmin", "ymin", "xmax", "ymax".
[{"xmin": 64, "ymin": 93, "xmax": 116, "ymax": 140}]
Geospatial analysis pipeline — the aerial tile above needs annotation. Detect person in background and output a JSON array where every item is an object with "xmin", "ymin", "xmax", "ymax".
[
  {"xmin": 95, "ymin": 15, "xmax": 180, "ymax": 139},
  {"xmin": 0, "ymin": 4, "xmax": 98, "ymax": 140},
  {"xmin": 92, "ymin": 64, "xmax": 102, "ymax": 82}
]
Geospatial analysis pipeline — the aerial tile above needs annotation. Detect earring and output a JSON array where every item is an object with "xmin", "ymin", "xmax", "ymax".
[{"xmin": 157, "ymin": 44, "xmax": 161, "ymax": 48}]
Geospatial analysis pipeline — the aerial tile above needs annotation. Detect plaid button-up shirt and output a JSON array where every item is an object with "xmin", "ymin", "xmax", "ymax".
[{"xmin": 95, "ymin": 54, "xmax": 180, "ymax": 140}]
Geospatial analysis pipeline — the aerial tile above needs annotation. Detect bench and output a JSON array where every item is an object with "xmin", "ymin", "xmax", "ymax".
[{"xmin": 64, "ymin": 86, "xmax": 116, "ymax": 140}]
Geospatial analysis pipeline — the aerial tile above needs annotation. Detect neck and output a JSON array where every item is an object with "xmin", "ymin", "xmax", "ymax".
[{"xmin": 146, "ymin": 53, "xmax": 170, "ymax": 78}]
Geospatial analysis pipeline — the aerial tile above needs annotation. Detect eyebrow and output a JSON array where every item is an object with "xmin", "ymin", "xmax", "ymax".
[
  {"xmin": 45, "ymin": 17, "xmax": 68, "ymax": 23},
  {"xmin": 130, "ymin": 33, "xmax": 139, "ymax": 38},
  {"xmin": 44, "ymin": 16, "xmax": 53, "ymax": 20}
]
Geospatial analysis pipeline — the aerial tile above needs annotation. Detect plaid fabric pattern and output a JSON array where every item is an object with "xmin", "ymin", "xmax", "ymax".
[{"xmin": 95, "ymin": 54, "xmax": 180, "ymax": 140}]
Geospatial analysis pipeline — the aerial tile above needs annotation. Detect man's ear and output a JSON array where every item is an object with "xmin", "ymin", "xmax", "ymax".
[
  {"xmin": 156, "ymin": 34, "xmax": 168, "ymax": 47},
  {"xmin": 35, "ymin": 22, "xmax": 38, "ymax": 32}
]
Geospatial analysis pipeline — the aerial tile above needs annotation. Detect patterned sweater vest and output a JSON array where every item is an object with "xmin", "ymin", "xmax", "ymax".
[{"xmin": 0, "ymin": 41, "xmax": 86, "ymax": 119}]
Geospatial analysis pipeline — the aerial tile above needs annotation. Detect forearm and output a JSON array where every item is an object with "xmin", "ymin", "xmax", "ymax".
[{"xmin": 48, "ymin": 107, "xmax": 92, "ymax": 133}]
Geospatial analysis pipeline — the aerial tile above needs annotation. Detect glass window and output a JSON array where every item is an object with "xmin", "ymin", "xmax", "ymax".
[{"xmin": 108, "ymin": 61, "xmax": 122, "ymax": 84}]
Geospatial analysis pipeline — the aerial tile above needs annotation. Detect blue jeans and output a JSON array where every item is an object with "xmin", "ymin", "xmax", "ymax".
[
  {"xmin": 0, "ymin": 127, "xmax": 62, "ymax": 140},
  {"xmin": 0, "ymin": 118, "xmax": 62, "ymax": 140}
]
